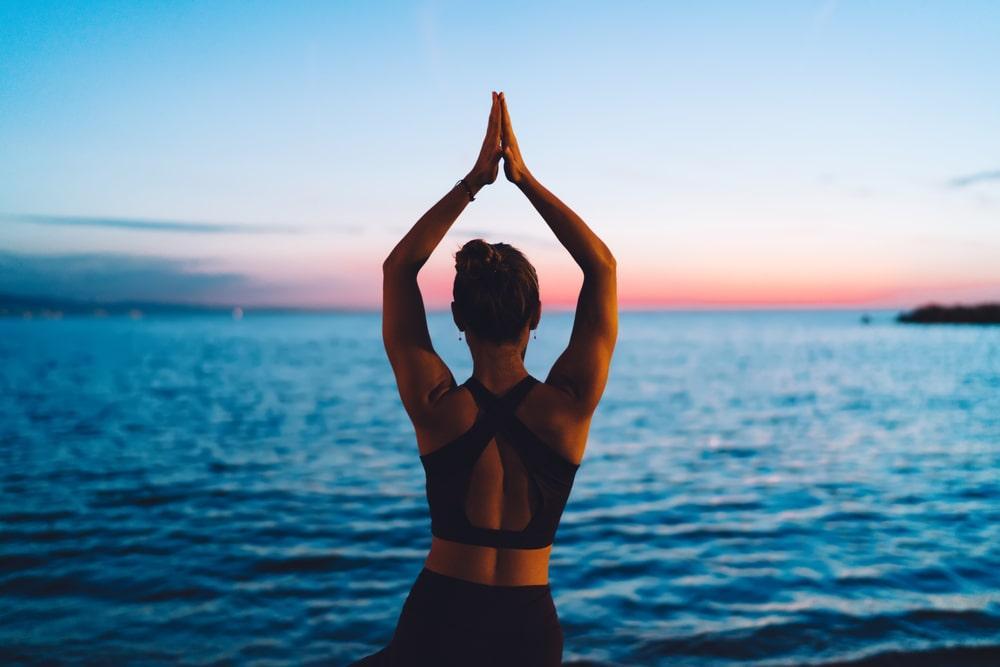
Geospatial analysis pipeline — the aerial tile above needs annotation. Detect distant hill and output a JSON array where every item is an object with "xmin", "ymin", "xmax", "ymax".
[
  {"xmin": 898, "ymin": 302, "xmax": 1000, "ymax": 325},
  {"xmin": 0, "ymin": 293, "xmax": 373, "ymax": 318},
  {"xmin": 0, "ymin": 293, "xmax": 236, "ymax": 318}
]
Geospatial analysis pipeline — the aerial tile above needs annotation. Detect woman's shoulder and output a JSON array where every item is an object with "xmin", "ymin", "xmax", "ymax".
[{"xmin": 515, "ymin": 379, "xmax": 593, "ymax": 466}]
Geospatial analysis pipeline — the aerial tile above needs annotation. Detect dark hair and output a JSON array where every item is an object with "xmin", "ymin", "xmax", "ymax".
[{"xmin": 453, "ymin": 238, "xmax": 539, "ymax": 344}]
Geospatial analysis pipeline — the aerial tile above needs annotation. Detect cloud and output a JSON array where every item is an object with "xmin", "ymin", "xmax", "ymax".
[
  {"xmin": 456, "ymin": 228, "xmax": 555, "ymax": 248},
  {"xmin": 1, "ymin": 213, "xmax": 300, "ymax": 234},
  {"xmin": 947, "ymin": 170, "xmax": 1000, "ymax": 188},
  {"xmin": 0, "ymin": 251, "xmax": 261, "ymax": 304}
]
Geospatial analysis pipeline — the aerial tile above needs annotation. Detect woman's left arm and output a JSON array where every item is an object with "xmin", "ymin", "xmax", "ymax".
[{"xmin": 382, "ymin": 91, "xmax": 502, "ymax": 424}]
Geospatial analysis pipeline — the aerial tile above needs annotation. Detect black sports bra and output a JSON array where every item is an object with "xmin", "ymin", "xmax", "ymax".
[{"xmin": 419, "ymin": 373, "xmax": 580, "ymax": 549}]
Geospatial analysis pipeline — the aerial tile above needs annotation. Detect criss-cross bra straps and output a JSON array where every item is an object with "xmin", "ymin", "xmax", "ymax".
[
  {"xmin": 420, "ymin": 374, "xmax": 539, "ymax": 473},
  {"xmin": 464, "ymin": 374, "xmax": 538, "ymax": 415},
  {"xmin": 466, "ymin": 374, "xmax": 581, "ymax": 475}
]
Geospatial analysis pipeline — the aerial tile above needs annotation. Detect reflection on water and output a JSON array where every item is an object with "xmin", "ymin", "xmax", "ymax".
[{"xmin": 0, "ymin": 311, "xmax": 998, "ymax": 665}]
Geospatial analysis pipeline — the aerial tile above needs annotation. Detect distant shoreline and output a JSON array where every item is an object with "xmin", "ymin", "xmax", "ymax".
[
  {"xmin": 4, "ymin": 293, "xmax": 998, "ymax": 321},
  {"xmin": 0, "ymin": 294, "xmax": 374, "ymax": 319},
  {"xmin": 0, "ymin": 294, "xmax": 386, "ymax": 320},
  {"xmin": 897, "ymin": 302, "xmax": 1000, "ymax": 325}
]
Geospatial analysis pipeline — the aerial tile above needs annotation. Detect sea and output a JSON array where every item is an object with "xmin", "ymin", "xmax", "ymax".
[{"xmin": 1, "ymin": 311, "xmax": 998, "ymax": 666}]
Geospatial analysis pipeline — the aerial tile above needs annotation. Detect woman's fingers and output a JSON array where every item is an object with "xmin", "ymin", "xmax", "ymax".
[
  {"xmin": 489, "ymin": 91, "xmax": 499, "ymax": 132},
  {"xmin": 499, "ymin": 92, "xmax": 510, "ymax": 141},
  {"xmin": 468, "ymin": 92, "xmax": 502, "ymax": 184},
  {"xmin": 499, "ymin": 92, "xmax": 518, "ymax": 150},
  {"xmin": 491, "ymin": 92, "xmax": 501, "ymax": 133},
  {"xmin": 481, "ymin": 91, "xmax": 501, "ymax": 153}
]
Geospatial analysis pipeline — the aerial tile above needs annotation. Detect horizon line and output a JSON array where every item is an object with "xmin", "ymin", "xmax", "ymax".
[{"xmin": 4, "ymin": 291, "xmax": 996, "ymax": 315}]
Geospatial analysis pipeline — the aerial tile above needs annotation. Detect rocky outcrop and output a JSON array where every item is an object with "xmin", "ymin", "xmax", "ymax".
[{"xmin": 897, "ymin": 303, "xmax": 1000, "ymax": 325}]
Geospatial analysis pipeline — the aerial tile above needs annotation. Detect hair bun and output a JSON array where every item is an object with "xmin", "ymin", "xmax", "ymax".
[{"xmin": 455, "ymin": 238, "xmax": 506, "ymax": 278}]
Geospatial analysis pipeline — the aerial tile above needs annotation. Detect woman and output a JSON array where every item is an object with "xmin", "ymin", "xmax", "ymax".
[{"xmin": 352, "ymin": 91, "xmax": 617, "ymax": 666}]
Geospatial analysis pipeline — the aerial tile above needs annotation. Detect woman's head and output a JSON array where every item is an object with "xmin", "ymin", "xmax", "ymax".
[{"xmin": 452, "ymin": 238, "xmax": 540, "ymax": 345}]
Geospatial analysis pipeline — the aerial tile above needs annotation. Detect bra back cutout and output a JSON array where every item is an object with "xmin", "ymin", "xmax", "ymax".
[{"xmin": 419, "ymin": 374, "xmax": 580, "ymax": 550}]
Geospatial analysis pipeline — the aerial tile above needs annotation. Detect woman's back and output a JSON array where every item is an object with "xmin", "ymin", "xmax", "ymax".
[{"xmin": 417, "ymin": 373, "xmax": 587, "ymax": 584}]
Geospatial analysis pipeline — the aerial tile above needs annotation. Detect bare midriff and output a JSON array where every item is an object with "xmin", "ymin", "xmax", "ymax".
[{"xmin": 424, "ymin": 536, "xmax": 552, "ymax": 586}]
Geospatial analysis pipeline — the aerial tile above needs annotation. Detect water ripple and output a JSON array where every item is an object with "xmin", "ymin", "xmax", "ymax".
[{"xmin": 1, "ymin": 312, "xmax": 998, "ymax": 665}]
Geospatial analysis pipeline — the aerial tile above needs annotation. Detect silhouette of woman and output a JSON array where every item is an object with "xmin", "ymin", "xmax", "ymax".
[{"xmin": 351, "ymin": 91, "xmax": 617, "ymax": 666}]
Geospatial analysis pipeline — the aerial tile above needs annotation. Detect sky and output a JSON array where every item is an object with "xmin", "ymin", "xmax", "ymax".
[{"xmin": 1, "ymin": 0, "xmax": 999, "ymax": 309}]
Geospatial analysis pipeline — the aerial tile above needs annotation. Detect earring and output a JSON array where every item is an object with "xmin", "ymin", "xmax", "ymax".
[
  {"xmin": 458, "ymin": 332, "xmax": 463, "ymax": 341},
  {"xmin": 533, "ymin": 331, "xmax": 536, "ymax": 339}
]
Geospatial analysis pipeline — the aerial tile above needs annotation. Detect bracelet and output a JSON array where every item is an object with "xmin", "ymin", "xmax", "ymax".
[{"xmin": 456, "ymin": 178, "xmax": 475, "ymax": 201}]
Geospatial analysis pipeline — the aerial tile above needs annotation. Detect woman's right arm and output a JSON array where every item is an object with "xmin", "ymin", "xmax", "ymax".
[{"xmin": 499, "ymin": 92, "xmax": 618, "ymax": 414}]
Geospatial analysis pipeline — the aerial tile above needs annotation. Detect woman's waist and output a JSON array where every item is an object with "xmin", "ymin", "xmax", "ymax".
[
  {"xmin": 407, "ymin": 566, "xmax": 560, "ymax": 632},
  {"xmin": 425, "ymin": 535, "xmax": 552, "ymax": 586}
]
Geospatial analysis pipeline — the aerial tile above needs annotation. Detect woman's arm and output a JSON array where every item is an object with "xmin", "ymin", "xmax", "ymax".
[
  {"xmin": 382, "ymin": 92, "xmax": 503, "ymax": 424},
  {"xmin": 516, "ymin": 174, "xmax": 616, "ymax": 272},
  {"xmin": 499, "ymin": 92, "xmax": 618, "ymax": 414}
]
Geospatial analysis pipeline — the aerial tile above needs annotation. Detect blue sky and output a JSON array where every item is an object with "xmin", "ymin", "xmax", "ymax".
[{"xmin": 1, "ymin": 1, "xmax": 999, "ymax": 307}]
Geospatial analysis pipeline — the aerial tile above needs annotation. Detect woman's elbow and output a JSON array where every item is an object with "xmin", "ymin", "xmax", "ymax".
[
  {"xmin": 382, "ymin": 252, "xmax": 410, "ymax": 273},
  {"xmin": 593, "ymin": 247, "xmax": 616, "ymax": 272}
]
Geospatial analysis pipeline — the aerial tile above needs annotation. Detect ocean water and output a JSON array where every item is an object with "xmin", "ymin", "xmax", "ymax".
[{"xmin": 1, "ymin": 311, "xmax": 998, "ymax": 666}]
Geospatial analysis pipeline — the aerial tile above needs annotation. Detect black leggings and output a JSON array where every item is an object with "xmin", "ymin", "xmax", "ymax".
[{"xmin": 350, "ymin": 567, "xmax": 563, "ymax": 667}]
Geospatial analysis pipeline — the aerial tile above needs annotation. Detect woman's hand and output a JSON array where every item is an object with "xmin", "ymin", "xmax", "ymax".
[
  {"xmin": 499, "ymin": 92, "xmax": 532, "ymax": 185},
  {"xmin": 465, "ymin": 91, "xmax": 503, "ymax": 191}
]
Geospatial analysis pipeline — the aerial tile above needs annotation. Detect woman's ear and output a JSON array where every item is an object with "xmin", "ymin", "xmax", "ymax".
[
  {"xmin": 451, "ymin": 301, "xmax": 464, "ymax": 331},
  {"xmin": 530, "ymin": 301, "xmax": 541, "ymax": 330}
]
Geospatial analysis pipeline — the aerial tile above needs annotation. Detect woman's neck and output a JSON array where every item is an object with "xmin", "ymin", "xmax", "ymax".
[{"xmin": 470, "ymin": 351, "xmax": 528, "ymax": 391}]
